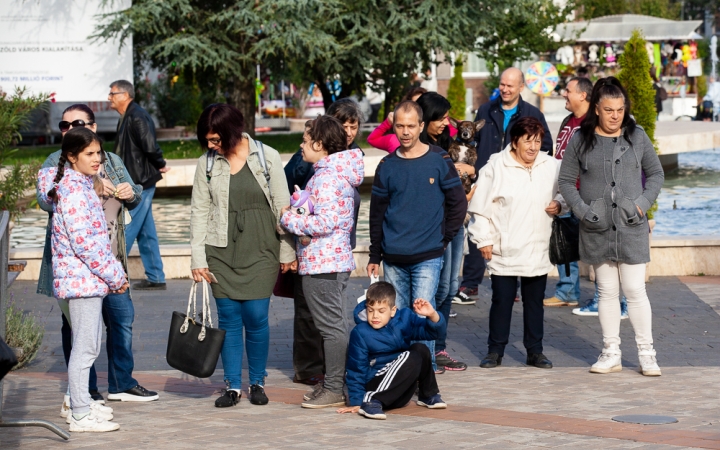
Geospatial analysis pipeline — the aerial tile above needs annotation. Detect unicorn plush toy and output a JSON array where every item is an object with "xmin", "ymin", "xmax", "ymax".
[{"xmin": 290, "ymin": 185, "xmax": 316, "ymax": 246}]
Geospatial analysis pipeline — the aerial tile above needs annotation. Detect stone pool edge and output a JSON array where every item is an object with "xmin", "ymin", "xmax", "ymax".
[{"xmin": 9, "ymin": 237, "xmax": 720, "ymax": 281}]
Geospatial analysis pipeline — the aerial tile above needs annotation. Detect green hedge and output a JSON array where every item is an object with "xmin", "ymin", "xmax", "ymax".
[{"xmin": 5, "ymin": 131, "xmax": 373, "ymax": 165}]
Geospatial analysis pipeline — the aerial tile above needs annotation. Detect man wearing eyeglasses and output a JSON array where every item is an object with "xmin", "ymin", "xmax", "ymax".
[{"xmin": 109, "ymin": 80, "xmax": 170, "ymax": 291}]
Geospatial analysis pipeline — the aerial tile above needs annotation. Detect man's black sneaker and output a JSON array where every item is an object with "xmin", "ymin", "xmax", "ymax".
[
  {"xmin": 526, "ymin": 353, "xmax": 553, "ymax": 369},
  {"xmin": 452, "ymin": 290, "xmax": 476, "ymax": 305},
  {"xmin": 248, "ymin": 384, "xmax": 269, "ymax": 405},
  {"xmin": 132, "ymin": 280, "xmax": 167, "ymax": 290},
  {"xmin": 89, "ymin": 389, "xmax": 105, "ymax": 404},
  {"xmin": 215, "ymin": 389, "xmax": 240, "ymax": 407},
  {"xmin": 107, "ymin": 385, "xmax": 159, "ymax": 402},
  {"xmin": 480, "ymin": 353, "xmax": 502, "ymax": 368}
]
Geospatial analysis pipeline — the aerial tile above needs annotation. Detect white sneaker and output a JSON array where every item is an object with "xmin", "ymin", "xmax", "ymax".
[
  {"xmin": 69, "ymin": 409, "xmax": 120, "ymax": 432},
  {"xmin": 590, "ymin": 345, "xmax": 622, "ymax": 374},
  {"xmin": 66, "ymin": 402, "xmax": 114, "ymax": 424},
  {"xmin": 638, "ymin": 346, "xmax": 661, "ymax": 376}
]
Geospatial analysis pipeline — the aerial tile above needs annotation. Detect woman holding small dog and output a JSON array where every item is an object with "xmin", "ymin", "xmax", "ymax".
[
  {"xmin": 415, "ymin": 92, "xmax": 470, "ymax": 373},
  {"xmin": 468, "ymin": 117, "xmax": 565, "ymax": 370},
  {"xmin": 190, "ymin": 104, "xmax": 296, "ymax": 408}
]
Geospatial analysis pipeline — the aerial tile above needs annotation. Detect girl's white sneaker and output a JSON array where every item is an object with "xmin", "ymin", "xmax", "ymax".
[
  {"xmin": 590, "ymin": 345, "xmax": 622, "ymax": 374},
  {"xmin": 61, "ymin": 395, "xmax": 110, "ymax": 418},
  {"xmin": 638, "ymin": 345, "xmax": 661, "ymax": 376},
  {"xmin": 66, "ymin": 401, "xmax": 114, "ymax": 424},
  {"xmin": 69, "ymin": 409, "xmax": 119, "ymax": 432}
]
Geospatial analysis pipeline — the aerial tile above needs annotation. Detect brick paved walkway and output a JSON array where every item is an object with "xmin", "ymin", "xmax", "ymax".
[{"xmin": 2, "ymin": 276, "xmax": 720, "ymax": 448}]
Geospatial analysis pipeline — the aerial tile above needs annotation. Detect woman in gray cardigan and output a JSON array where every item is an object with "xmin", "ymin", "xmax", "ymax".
[{"xmin": 558, "ymin": 78, "xmax": 664, "ymax": 377}]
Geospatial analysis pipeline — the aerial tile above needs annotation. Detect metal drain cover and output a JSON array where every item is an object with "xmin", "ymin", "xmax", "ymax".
[{"xmin": 612, "ymin": 415, "xmax": 678, "ymax": 425}]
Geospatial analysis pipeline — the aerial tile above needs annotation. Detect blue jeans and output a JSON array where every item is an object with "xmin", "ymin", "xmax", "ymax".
[
  {"xmin": 102, "ymin": 291, "xmax": 138, "ymax": 393},
  {"xmin": 555, "ymin": 261, "xmax": 581, "ymax": 302},
  {"xmin": 554, "ymin": 214, "xmax": 581, "ymax": 302},
  {"xmin": 383, "ymin": 257, "xmax": 443, "ymax": 370},
  {"xmin": 434, "ymin": 229, "xmax": 464, "ymax": 352},
  {"xmin": 125, "ymin": 185, "xmax": 165, "ymax": 283},
  {"xmin": 215, "ymin": 297, "xmax": 270, "ymax": 389}
]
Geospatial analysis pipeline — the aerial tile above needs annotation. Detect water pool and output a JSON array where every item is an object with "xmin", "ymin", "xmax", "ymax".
[{"xmin": 11, "ymin": 150, "xmax": 720, "ymax": 249}]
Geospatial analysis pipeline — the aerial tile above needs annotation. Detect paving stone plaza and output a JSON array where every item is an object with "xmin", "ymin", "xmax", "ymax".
[{"xmin": 2, "ymin": 275, "xmax": 720, "ymax": 449}]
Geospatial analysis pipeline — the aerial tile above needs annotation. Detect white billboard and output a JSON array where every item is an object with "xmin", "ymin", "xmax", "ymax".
[{"xmin": 0, "ymin": 0, "xmax": 132, "ymax": 102}]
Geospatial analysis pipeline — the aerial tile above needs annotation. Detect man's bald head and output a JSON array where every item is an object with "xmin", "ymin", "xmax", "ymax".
[{"xmin": 499, "ymin": 67, "xmax": 524, "ymax": 108}]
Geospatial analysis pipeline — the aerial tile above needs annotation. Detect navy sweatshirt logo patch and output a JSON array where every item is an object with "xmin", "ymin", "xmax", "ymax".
[{"xmin": 429, "ymin": 178, "xmax": 435, "ymax": 184}]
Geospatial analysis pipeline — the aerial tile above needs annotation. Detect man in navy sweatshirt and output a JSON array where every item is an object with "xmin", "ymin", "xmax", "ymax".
[{"xmin": 367, "ymin": 101, "xmax": 467, "ymax": 371}]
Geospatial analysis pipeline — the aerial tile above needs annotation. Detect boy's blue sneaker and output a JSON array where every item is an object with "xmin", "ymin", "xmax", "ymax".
[
  {"xmin": 417, "ymin": 393, "xmax": 447, "ymax": 409},
  {"xmin": 359, "ymin": 399, "xmax": 386, "ymax": 420},
  {"xmin": 620, "ymin": 298, "xmax": 629, "ymax": 320},
  {"xmin": 572, "ymin": 298, "xmax": 599, "ymax": 316}
]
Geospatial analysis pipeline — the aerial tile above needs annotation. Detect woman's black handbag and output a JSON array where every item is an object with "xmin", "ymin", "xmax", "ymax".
[
  {"xmin": 549, "ymin": 214, "xmax": 580, "ymax": 276},
  {"xmin": 166, "ymin": 280, "xmax": 225, "ymax": 378},
  {"xmin": 0, "ymin": 336, "xmax": 19, "ymax": 381}
]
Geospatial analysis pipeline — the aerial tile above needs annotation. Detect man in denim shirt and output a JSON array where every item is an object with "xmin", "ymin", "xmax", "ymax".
[{"xmin": 37, "ymin": 106, "xmax": 159, "ymax": 405}]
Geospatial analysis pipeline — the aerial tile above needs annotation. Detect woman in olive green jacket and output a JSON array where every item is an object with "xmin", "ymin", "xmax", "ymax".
[{"xmin": 190, "ymin": 104, "xmax": 295, "ymax": 408}]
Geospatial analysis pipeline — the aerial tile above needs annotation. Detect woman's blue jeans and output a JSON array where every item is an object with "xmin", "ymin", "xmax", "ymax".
[
  {"xmin": 215, "ymin": 297, "xmax": 270, "ymax": 389},
  {"xmin": 434, "ymin": 228, "xmax": 465, "ymax": 352}
]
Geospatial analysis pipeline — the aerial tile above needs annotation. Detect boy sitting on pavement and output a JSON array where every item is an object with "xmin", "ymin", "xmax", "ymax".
[{"xmin": 337, "ymin": 282, "xmax": 448, "ymax": 420}]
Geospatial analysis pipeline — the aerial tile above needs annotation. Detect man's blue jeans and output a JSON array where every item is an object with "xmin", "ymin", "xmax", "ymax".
[
  {"xmin": 555, "ymin": 261, "xmax": 581, "ymax": 302},
  {"xmin": 554, "ymin": 213, "xmax": 581, "ymax": 302},
  {"xmin": 125, "ymin": 185, "xmax": 165, "ymax": 283},
  {"xmin": 383, "ymin": 256, "xmax": 443, "ymax": 370},
  {"xmin": 102, "ymin": 290, "xmax": 138, "ymax": 393},
  {"xmin": 215, "ymin": 297, "xmax": 270, "ymax": 389},
  {"xmin": 434, "ymin": 230, "xmax": 464, "ymax": 352}
]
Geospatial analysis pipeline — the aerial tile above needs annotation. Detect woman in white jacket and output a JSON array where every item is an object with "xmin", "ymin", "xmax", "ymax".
[{"xmin": 468, "ymin": 117, "xmax": 565, "ymax": 370}]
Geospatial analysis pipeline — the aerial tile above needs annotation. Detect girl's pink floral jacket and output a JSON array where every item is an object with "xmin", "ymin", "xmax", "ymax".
[
  {"xmin": 37, "ymin": 167, "xmax": 127, "ymax": 299},
  {"xmin": 281, "ymin": 149, "xmax": 364, "ymax": 275}
]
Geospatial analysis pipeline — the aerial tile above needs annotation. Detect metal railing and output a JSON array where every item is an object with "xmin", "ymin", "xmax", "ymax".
[{"xmin": 0, "ymin": 211, "xmax": 69, "ymax": 439}]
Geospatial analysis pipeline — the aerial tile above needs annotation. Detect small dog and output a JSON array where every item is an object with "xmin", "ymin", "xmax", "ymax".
[{"xmin": 448, "ymin": 118, "xmax": 484, "ymax": 194}]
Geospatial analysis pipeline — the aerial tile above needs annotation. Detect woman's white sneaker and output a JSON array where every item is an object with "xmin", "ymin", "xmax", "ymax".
[
  {"xmin": 638, "ymin": 346, "xmax": 661, "ymax": 376},
  {"xmin": 590, "ymin": 345, "xmax": 622, "ymax": 374},
  {"xmin": 69, "ymin": 410, "xmax": 119, "ymax": 432},
  {"xmin": 66, "ymin": 402, "xmax": 114, "ymax": 424}
]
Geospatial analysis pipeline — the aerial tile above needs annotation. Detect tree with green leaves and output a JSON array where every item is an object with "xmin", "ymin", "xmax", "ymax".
[
  {"xmin": 474, "ymin": 0, "xmax": 574, "ymax": 90},
  {"xmin": 577, "ymin": 0, "xmax": 681, "ymax": 19},
  {"xmin": 618, "ymin": 29, "xmax": 657, "ymax": 146},
  {"xmin": 617, "ymin": 29, "xmax": 659, "ymax": 217},
  {"xmin": 447, "ymin": 55, "xmax": 466, "ymax": 120},
  {"xmin": 0, "ymin": 88, "xmax": 48, "ymax": 220}
]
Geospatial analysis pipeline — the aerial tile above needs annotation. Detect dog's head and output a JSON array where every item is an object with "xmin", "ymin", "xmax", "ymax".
[{"xmin": 449, "ymin": 118, "xmax": 485, "ymax": 143}]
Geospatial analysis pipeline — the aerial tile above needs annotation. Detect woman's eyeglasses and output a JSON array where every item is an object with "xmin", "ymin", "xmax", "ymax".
[{"xmin": 59, "ymin": 119, "xmax": 95, "ymax": 132}]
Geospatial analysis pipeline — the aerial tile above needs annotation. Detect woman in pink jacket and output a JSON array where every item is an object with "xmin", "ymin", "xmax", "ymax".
[
  {"xmin": 367, "ymin": 87, "xmax": 457, "ymax": 152},
  {"xmin": 281, "ymin": 115, "xmax": 364, "ymax": 409},
  {"xmin": 38, "ymin": 127, "xmax": 128, "ymax": 433}
]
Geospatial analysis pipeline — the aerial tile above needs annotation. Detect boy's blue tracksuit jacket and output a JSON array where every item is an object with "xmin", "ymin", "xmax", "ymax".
[{"xmin": 345, "ymin": 300, "xmax": 446, "ymax": 406}]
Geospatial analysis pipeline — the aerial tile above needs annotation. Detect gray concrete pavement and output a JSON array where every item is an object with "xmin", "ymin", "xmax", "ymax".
[{"xmin": 2, "ymin": 275, "xmax": 720, "ymax": 448}]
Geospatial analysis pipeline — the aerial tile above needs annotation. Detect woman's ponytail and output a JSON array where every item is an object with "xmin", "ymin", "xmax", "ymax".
[{"xmin": 47, "ymin": 154, "xmax": 67, "ymax": 202}]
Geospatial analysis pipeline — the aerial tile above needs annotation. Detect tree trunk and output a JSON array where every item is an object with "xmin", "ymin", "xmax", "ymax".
[
  {"xmin": 227, "ymin": 76, "xmax": 257, "ymax": 138},
  {"xmin": 315, "ymin": 74, "xmax": 335, "ymax": 111}
]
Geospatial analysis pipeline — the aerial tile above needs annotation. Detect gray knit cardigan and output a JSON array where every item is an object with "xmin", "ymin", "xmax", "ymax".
[{"xmin": 558, "ymin": 126, "xmax": 664, "ymax": 265}]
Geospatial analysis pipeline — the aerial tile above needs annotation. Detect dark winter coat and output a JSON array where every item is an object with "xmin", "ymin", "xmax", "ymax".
[
  {"xmin": 113, "ymin": 102, "xmax": 166, "ymax": 188},
  {"xmin": 473, "ymin": 96, "xmax": 553, "ymax": 171}
]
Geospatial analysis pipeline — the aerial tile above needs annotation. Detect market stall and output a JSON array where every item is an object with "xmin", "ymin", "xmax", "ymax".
[{"xmin": 553, "ymin": 14, "xmax": 704, "ymax": 118}]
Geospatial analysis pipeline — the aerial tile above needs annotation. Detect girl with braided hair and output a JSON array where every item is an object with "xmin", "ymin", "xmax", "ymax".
[{"xmin": 38, "ymin": 127, "xmax": 129, "ymax": 432}]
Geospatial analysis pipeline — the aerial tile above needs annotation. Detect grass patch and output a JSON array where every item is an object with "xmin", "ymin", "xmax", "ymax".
[{"xmin": 5, "ymin": 131, "xmax": 373, "ymax": 165}]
